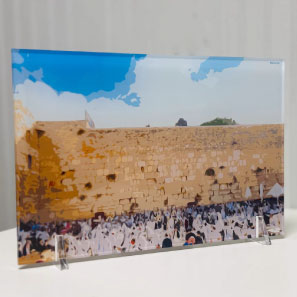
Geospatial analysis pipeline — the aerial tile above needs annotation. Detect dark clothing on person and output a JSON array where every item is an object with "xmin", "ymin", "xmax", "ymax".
[
  {"xmin": 233, "ymin": 230, "xmax": 239, "ymax": 240},
  {"xmin": 195, "ymin": 235, "xmax": 203, "ymax": 244},
  {"xmin": 162, "ymin": 237, "xmax": 173, "ymax": 248}
]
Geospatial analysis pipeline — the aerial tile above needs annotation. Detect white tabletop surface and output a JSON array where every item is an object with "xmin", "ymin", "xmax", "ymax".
[{"xmin": 0, "ymin": 209, "xmax": 296, "ymax": 297}]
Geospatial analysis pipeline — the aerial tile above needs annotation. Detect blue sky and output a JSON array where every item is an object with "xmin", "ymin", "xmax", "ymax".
[
  {"xmin": 12, "ymin": 49, "xmax": 284, "ymax": 128},
  {"xmin": 12, "ymin": 49, "xmax": 145, "ymax": 107},
  {"xmin": 191, "ymin": 56, "xmax": 243, "ymax": 82}
]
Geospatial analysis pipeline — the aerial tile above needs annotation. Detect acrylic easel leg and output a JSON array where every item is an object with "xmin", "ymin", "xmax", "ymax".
[
  {"xmin": 255, "ymin": 215, "xmax": 271, "ymax": 245},
  {"xmin": 55, "ymin": 235, "xmax": 69, "ymax": 270}
]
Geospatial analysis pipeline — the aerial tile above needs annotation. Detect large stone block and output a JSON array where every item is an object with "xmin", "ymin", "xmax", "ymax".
[
  {"xmin": 211, "ymin": 184, "xmax": 220, "ymax": 191},
  {"xmin": 219, "ymin": 189, "xmax": 231, "ymax": 195},
  {"xmin": 119, "ymin": 198, "xmax": 131, "ymax": 205},
  {"xmin": 220, "ymin": 184, "xmax": 228, "ymax": 190},
  {"xmin": 211, "ymin": 195, "xmax": 224, "ymax": 204},
  {"xmin": 223, "ymin": 194, "xmax": 233, "ymax": 202},
  {"xmin": 164, "ymin": 182, "xmax": 182, "ymax": 195}
]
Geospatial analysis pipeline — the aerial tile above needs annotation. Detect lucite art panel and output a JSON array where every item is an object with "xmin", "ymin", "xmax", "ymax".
[{"xmin": 12, "ymin": 49, "xmax": 284, "ymax": 265}]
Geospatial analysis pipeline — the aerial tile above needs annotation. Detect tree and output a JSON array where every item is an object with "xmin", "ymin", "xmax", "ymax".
[
  {"xmin": 200, "ymin": 117, "xmax": 238, "ymax": 126},
  {"xmin": 175, "ymin": 118, "xmax": 187, "ymax": 126}
]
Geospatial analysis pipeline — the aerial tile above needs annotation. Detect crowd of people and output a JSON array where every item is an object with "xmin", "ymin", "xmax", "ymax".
[{"xmin": 18, "ymin": 197, "xmax": 284, "ymax": 259}]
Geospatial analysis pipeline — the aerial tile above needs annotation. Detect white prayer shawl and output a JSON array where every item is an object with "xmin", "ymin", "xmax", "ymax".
[
  {"xmin": 101, "ymin": 236, "xmax": 112, "ymax": 255},
  {"xmin": 270, "ymin": 213, "xmax": 282, "ymax": 232},
  {"xmin": 216, "ymin": 213, "xmax": 224, "ymax": 231},
  {"xmin": 80, "ymin": 222, "xmax": 91, "ymax": 238},
  {"xmin": 225, "ymin": 226, "xmax": 233, "ymax": 241},
  {"xmin": 137, "ymin": 234, "xmax": 148, "ymax": 250},
  {"xmin": 150, "ymin": 231, "xmax": 161, "ymax": 247},
  {"xmin": 278, "ymin": 213, "xmax": 284, "ymax": 232},
  {"xmin": 234, "ymin": 226, "xmax": 242, "ymax": 239},
  {"xmin": 168, "ymin": 217, "xmax": 175, "ymax": 230},
  {"xmin": 201, "ymin": 224, "xmax": 211, "ymax": 243},
  {"xmin": 241, "ymin": 221, "xmax": 249, "ymax": 238},
  {"xmin": 36, "ymin": 231, "xmax": 50, "ymax": 242},
  {"xmin": 245, "ymin": 186, "xmax": 252, "ymax": 199},
  {"xmin": 121, "ymin": 235, "xmax": 131, "ymax": 251},
  {"xmin": 209, "ymin": 228, "xmax": 221, "ymax": 242},
  {"xmin": 146, "ymin": 221, "xmax": 155, "ymax": 239},
  {"xmin": 19, "ymin": 230, "xmax": 30, "ymax": 247},
  {"xmin": 115, "ymin": 232, "xmax": 124, "ymax": 247},
  {"xmin": 192, "ymin": 217, "xmax": 200, "ymax": 231},
  {"xmin": 109, "ymin": 234, "xmax": 117, "ymax": 248},
  {"xmin": 247, "ymin": 205, "xmax": 253, "ymax": 220},
  {"xmin": 66, "ymin": 235, "xmax": 79, "ymax": 257}
]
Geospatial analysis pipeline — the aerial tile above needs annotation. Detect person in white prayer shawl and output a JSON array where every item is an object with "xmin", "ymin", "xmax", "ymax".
[
  {"xmin": 19, "ymin": 230, "xmax": 30, "ymax": 254},
  {"xmin": 268, "ymin": 212, "xmax": 283, "ymax": 234},
  {"xmin": 101, "ymin": 234, "xmax": 112, "ymax": 255},
  {"xmin": 216, "ymin": 212, "xmax": 225, "ymax": 232},
  {"xmin": 150, "ymin": 229, "xmax": 162, "ymax": 248},
  {"xmin": 247, "ymin": 204, "xmax": 253, "ymax": 221},
  {"xmin": 240, "ymin": 219, "xmax": 249, "ymax": 238},
  {"xmin": 77, "ymin": 235, "xmax": 91, "ymax": 256},
  {"xmin": 128, "ymin": 238, "xmax": 138, "ymax": 252},
  {"xmin": 233, "ymin": 222, "xmax": 243, "ymax": 239},
  {"xmin": 224, "ymin": 222, "xmax": 234, "ymax": 241},
  {"xmin": 137, "ymin": 233, "xmax": 148, "ymax": 251},
  {"xmin": 120, "ymin": 232, "xmax": 130, "ymax": 252},
  {"xmin": 115, "ymin": 229, "xmax": 125, "ymax": 252},
  {"xmin": 109, "ymin": 229, "xmax": 118, "ymax": 251},
  {"xmin": 201, "ymin": 222, "xmax": 211, "ymax": 243},
  {"xmin": 79, "ymin": 221, "xmax": 91, "ymax": 239},
  {"xmin": 24, "ymin": 239, "xmax": 32, "ymax": 256},
  {"xmin": 146, "ymin": 219, "xmax": 155, "ymax": 240},
  {"xmin": 64, "ymin": 233, "xmax": 78, "ymax": 257},
  {"xmin": 209, "ymin": 225, "xmax": 222, "ymax": 242},
  {"xmin": 245, "ymin": 186, "xmax": 252, "ymax": 199},
  {"xmin": 192, "ymin": 216, "xmax": 200, "ymax": 232}
]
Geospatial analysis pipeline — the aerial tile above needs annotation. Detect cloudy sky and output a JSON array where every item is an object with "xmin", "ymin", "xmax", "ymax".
[{"xmin": 12, "ymin": 49, "xmax": 284, "ymax": 128}]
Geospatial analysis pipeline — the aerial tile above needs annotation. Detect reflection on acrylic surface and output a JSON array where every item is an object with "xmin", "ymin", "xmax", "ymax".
[{"xmin": 12, "ymin": 49, "xmax": 284, "ymax": 265}]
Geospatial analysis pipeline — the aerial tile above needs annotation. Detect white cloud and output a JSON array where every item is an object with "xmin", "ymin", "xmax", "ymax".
[
  {"xmin": 14, "ymin": 80, "xmax": 87, "ymax": 124},
  {"xmin": 14, "ymin": 57, "xmax": 283, "ymax": 129}
]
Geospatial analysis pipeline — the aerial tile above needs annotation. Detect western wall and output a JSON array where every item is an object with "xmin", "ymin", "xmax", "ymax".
[{"xmin": 15, "ymin": 121, "xmax": 284, "ymax": 223}]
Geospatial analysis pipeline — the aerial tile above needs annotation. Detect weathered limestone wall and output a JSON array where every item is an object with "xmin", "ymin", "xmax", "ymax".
[{"xmin": 15, "ymin": 121, "xmax": 284, "ymax": 222}]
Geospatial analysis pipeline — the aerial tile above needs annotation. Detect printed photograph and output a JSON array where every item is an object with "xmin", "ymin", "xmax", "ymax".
[{"xmin": 12, "ymin": 49, "xmax": 284, "ymax": 265}]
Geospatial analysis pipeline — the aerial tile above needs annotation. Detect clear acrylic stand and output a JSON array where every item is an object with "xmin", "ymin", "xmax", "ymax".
[
  {"xmin": 255, "ymin": 215, "xmax": 271, "ymax": 245},
  {"xmin": 55, "ymin": 235, "xmax": 69, "ymax": 270}
]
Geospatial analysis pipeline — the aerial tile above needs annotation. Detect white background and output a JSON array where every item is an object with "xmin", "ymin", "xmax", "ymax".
[{"xmin": 0, "ymin": 0, "xmax": 296, "ymax": 232}]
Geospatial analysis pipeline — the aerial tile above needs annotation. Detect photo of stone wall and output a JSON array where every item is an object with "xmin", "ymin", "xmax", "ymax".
[{"xmin": 16, "ymin": 121, "xmax": 283, "ymax": 223}]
